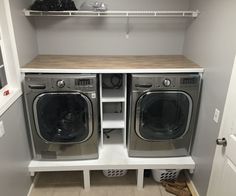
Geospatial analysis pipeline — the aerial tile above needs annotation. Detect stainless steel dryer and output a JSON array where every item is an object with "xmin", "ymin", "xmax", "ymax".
[
  {"xmin": 24, "ymin": 74, "xmax": 99, "ymax": 160},
  {"xmin": 128, "ymin": 73, "xmax": 202, "ymax": 157}
]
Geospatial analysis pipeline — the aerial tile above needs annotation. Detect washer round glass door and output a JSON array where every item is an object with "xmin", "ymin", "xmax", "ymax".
[
  {"xmin": 33, "ymin": 92, "xmax": 93, "ymax": 144},
  {"xmin": 135, "ymin": 91, "xmax": 192, "ymax": 141}
]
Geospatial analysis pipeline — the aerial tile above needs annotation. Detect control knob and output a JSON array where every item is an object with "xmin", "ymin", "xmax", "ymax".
[
  {"xmin": 56, "ymin": 80, "xmax": 65, "ymax": 88},
  {"xmin": 163, "ymin": 79, "xmax": 171, "ymax": 87}
]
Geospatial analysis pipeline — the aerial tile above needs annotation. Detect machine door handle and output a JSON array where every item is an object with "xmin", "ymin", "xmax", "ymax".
[
  {"xmin": 28, "ymin": 84, "xmax": 46, "ymax": 89},
  {"xmin": 216, "ymin": 138, "xmax": 227, "ymax": 147},
  {"xmin": 135, "ymin": 84, "xmax": 152, "ymax": 88}
]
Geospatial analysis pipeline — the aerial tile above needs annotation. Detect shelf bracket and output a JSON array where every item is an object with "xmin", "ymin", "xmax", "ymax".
[
  {"xmin": 83, "ymin": 170, "xmax": 91, "ymax": 191},
  {"xmin": 30, "ymin": 171, "xmax": 35, "ymax": 177},
  {"xmin": 137, "ymin": 169, "xmax": 144, "ymax": 190},
  {"xmin": 126, "ymin": 14, "xmax": 130, "ymax": 39},
  {"xmin": 189, "ymin": 169, "xmax": 195, "ymax": 174}
]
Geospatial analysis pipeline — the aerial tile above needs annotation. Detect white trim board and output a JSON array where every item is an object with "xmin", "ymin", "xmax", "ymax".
[
  {"xmin": 185, "ymin": 171, "xmax": 200, "ymax": 196},
  {"xmin": 0, "ymin": 88, "xmax": 22, "ymax": 116},
  {"xmin": 21, "ymin": 68, "xmax": 204, "ymax": 74},
  {"xmin": 29, "ymin": 145, "xmax": 195, "ymax": 173},
  {"xmin": 26, "ymin": 173, "xmax": 39, "ymax": 196}
]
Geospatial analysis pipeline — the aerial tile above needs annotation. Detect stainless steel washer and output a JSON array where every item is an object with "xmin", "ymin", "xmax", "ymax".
[
  {"xmin": 128, "ymin": 73, "xmax": 202, "ymax": 157},
  {"xmin": 24, "ymin": 74, "xmax": 99, "ymax": 160}
]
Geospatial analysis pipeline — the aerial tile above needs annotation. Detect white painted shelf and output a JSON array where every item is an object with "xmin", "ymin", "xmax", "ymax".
[
  {"xmin": 103, "ymin": 113, "xmax": 125, "ymax": 129},
  {"xmin": 102, "ymin": 89, "xmax": 125, "ymax": 102},
  {"xmin": 23, "ymin": 10, "xmax": 199, "ymax": 18},
  {"xmin": 28, "ymin": 145, "xmax": 195, "ymax": 190},
  {"xmin": 28, "ymin": 145, "xmax": 195, "ymax": 172}
]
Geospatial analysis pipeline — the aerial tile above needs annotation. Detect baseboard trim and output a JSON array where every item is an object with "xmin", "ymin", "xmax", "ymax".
[
  {"xmin": 27, "ymin": 173, "xmax": 39, "ymax": 196},
  {"xmin": 185, "ymin": 171, "xmax": 200, "ymax": 196}
]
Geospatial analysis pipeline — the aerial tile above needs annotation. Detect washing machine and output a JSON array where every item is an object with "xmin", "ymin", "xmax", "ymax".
[
  {"xmin": 128, "ymin": 73, "xmax": 202, "ymax": 157},
  {"xmin": 24, "ymin": 73, "xmax": 99, "ymax": 160}
]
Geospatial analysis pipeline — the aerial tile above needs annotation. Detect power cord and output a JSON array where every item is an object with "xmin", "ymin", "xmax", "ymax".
[{"xmin": 103, "ymin": 129, "xmax": 116, "ymax": 139}]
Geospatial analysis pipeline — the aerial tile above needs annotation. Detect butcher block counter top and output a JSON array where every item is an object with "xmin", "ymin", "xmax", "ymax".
[{"xmin": 21, "ymin": 55, "xmax": 203, "ymax": 73}]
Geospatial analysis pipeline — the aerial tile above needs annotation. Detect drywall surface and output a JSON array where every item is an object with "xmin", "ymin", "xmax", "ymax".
[
  {"xmin": 183, "ymin": 0, "xmax": 236, "ymax": 195},
  {"xmin": 0, "ymin": 97, "xmax": 32, "ymax": 196},
  {"xmin": 9, "ymin": 0, "xmax": 38, "ymax": 67},
  {"xmin": 34, "ymin": 0, "xmax": 190, "ymax": 55}
]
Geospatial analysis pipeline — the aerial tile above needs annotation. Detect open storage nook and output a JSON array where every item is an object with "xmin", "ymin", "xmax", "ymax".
[
  {"xmin": 2, "ymin": 0, "xmax": 236, "ymax": 195},
  {"xmin": 90, "ymin": 170, "xmax": 137, "ymax": 186},
  {"xmin": 13, "ymin": 1, "xmax": 204, "ymax": 193}
]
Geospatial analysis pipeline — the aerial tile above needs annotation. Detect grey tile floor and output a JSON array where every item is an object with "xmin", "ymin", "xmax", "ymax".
[{"xmin": 30, "ymin": 171, "xmax": 175, "ymax": 196}]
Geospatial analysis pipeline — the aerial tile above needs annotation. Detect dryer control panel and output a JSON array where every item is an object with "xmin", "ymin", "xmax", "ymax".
[{"xmin": 131, "ymin": 73, "xmax": 201, "ymax": 91}]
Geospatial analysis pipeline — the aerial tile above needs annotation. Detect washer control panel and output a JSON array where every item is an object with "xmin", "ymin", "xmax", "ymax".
[{"xmin": 25, "ymin": 74, "xmax": 97, "ymax": 93}]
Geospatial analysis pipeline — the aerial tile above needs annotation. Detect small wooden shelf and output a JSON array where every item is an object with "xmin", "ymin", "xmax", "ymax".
[
  {"xmin": 103, "ymin": 113, "xmax": 125, "ymax": 129},
  {"xmin": 102, "ymin": 89, "xmax": 125, "ymax": 102}
]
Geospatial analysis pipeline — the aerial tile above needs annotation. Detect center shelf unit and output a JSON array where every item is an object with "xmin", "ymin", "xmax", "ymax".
[{"xmin": 99, "ymin": 74, "xmax": 127, "ymax": 149}]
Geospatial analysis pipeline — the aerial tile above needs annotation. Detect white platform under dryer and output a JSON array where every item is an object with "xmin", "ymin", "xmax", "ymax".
[{"xmin": 29, "ymin": 146, "xmax": 195, "ymax": 190}]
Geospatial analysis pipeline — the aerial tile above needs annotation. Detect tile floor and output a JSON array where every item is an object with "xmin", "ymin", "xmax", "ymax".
[{"xmin": 30, "ymin": 170, "xmax": 175, "ymax": 196}]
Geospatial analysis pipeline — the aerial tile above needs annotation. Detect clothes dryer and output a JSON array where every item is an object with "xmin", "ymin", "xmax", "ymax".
[{"xmin": 128, "ymin": 73, "xmax": 202, "ymax": 157}]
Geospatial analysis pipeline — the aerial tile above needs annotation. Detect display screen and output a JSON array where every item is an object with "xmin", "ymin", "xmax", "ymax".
[
  {"xmin": 181, "ymin": 77, "xmax": 197, "ymax": 85},
  {"xmin": 75, "ymin": 79, "xmax": 91, "ymax": 86}
]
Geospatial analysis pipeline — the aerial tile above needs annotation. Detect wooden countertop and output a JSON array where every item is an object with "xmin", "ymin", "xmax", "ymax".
[{"xmin": 21, "ymin": 55, "xmax": 203, "ymax": 73}]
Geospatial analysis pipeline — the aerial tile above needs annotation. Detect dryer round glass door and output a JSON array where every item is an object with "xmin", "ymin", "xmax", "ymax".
[
  {"xmin": 135, "ymin": 91, "xmax": 192, "ymax": 141},
  {"xmin": 33, "ymin": 92, "xmax": 93, "ymax": 144}
]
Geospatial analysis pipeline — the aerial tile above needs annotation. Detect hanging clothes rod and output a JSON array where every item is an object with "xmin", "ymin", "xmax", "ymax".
[{"xmin": 23, "ymin": 10, "xmax": 200, "ymax": 18}]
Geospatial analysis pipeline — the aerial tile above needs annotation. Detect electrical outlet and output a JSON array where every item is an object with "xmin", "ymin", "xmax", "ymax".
[{"xmin": 213, "ymin": 108, "xmax": 220, "ymax": 123}]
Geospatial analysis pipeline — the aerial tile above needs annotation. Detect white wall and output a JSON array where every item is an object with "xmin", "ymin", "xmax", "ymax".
[
  {"xmin": 9, "ymin": 0, "xmax": 38, "ymax": 67},
  {"xmin": 183, "ymin": 0, "xmax": 236, "ymax": 195},
  {"xmin": 34, "ymin": 0, "xmax": 190, "ymax": 55},
  {"xmin": 0, "ymin": 97, "xmax": 32, "ymax": 196}
]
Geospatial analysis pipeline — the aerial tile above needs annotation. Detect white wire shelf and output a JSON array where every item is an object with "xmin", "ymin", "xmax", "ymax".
[{"xmin": 23, "ymin": 9, "xmax": 199, "ymax": 18}]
